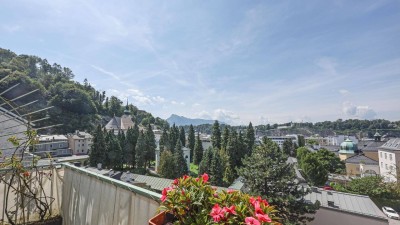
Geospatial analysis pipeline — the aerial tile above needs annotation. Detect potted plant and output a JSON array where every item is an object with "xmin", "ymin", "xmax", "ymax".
[{"xmin": 150, "ymin": 173, "xmax": 281, "ymax": 225}]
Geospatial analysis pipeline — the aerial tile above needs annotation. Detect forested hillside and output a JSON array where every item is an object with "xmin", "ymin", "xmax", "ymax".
[{"xmin": 0, "ymin": 48, "xmax": 168, "ymax": 133}]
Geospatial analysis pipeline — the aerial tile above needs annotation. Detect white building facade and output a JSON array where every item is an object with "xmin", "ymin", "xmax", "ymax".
[
  {"xmin": 378, "ymin": 138, "xmax": 400, "ymax": 182},
  {"xmin": 67, "ymin": 130, "xmax": 93, "ymax": 155}
]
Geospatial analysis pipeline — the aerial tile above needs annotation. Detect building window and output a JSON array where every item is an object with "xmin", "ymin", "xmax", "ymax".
[
  {"xmin": 78, "ymin": 144, "xmax": 80, "ymax": 147},
  {"xmin": 380, "ymin": 152, "xmax": 382, "ymax": 158},
  {"xmin": 381, "ymin": 162, "xmax": 383, "ymax": 168},
  {"xmin": 385, "ymin": 164, "xmax": 388, "ymax": 170},
  {"xmin": 82, "ymin": 144, "xmax": 84, "ymax": 146},
  {"xmin": 59, "ymin": 144, "xmax": 62, "ymax": 148},
  {"xmin": 50, "ymin": 144, "xmax": 52, "ymax": 148},
  {"xmin": 389, "ymin": 154, "xmax": 392, "ymax": 161},
  {"xmin": 385, "ymin": 153, "xmax": 387, "ymax": 159}
]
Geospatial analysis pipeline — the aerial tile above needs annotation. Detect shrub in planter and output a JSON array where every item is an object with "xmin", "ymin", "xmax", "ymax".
[{"xmin": 156, "ymin": 173, "xmax": 281, "ymax": 225}]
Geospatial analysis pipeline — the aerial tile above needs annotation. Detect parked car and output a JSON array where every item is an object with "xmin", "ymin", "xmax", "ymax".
[
  {"xmin": 323, "ymin": 185, "xmax": 334, "ymax": 191},
  {"xmin": 382, "ymin": 206, "xmax": 399, "ymax": 220}
]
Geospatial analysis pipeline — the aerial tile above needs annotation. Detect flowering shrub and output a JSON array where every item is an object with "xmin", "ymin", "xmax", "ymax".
[{"xmin": 159, "ymin": 174, "xmax": 280, "ymax": 225}]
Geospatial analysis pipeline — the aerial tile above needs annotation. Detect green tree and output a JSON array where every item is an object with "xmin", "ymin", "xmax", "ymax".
[
  {"xmin": 221, "ymin": 126, "xmax": 230, "ymax": 151},
  {"xmin": 282, "ymin": 139, "xmax": 294, "ymax": 156},
  {"xmin": 158, "ymin": 150, "xmax": 175, "ymax": 179},
  {"xmin": 145, "ymin": 124, "xmax": 156, "ymax": 168},
  {"xmin": 193, "ymin": 133, "xmax": 203, "ymax": 165},
  {"xmin": 238, "ymin": 137, "xmax": 317, "ymax": 224},
  {"xmin": 301, "ymin": 153, "xmax": 328, "ymax": 186},
  {"xmin": 89, "ymin": 125, "xmax": 106, "ymax": 167},
  {"xmin": 187, "ymin": 124, "xmax": 195, "ymax": 162},
  {"xmin": 315, "ymin": 148, "xmax": 345, "ymax": 174},
  {"xmin": 135, "ymin": 131, "xmax": 146, "ymax": 170},
  {"xmin": 245, "ymin": 122, "xmax": 255, "ymax": 155},
  {"xmin": 298, "ymin": 135, "xmax": 305, "ymax": 147},
  {"xmin": 109, "ymin": 96, "xmax": 122, "ymax": 116},
  {"xmin": 159, "ymin": 127, "xmax": 170, "ymax": 152},
  {"xmin": 179, "ymin": 126, "xmax": 186, "ymax": 147},
  {"xmin": 211, "ymin": 120, "xmax": 221, "ymax": 150},
  {"xmin": 210, "ymin": 149, "xmax": 224, "ymax": 186},
  {"xmin": 199, "ymin": 147, "xmax": 213, "ymax": 175},
  {"xmin": 173, "ymin": 140, "xmax": 189, "ymax": 178}
]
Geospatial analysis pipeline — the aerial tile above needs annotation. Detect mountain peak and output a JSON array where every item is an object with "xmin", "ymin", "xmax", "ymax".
[{"xmin": 166, "ymin": 114, "xmax": 217, "ymax": 126}]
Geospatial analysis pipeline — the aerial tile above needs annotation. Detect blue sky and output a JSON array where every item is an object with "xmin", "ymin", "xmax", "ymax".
[{"xmin": 1, "ymin": 0, "xmax": 400, "ymax": 125}]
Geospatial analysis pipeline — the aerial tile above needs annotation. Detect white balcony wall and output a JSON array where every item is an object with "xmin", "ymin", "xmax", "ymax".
[
  {"xmin": 62, "ymin": 165, "xmax": 161, "ymax": 225},
  {"xmin": 0, "ymin": 167, "xmax": 62, "ymax": 224}
]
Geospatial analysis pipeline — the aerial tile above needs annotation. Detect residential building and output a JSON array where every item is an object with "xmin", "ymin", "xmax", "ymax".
[
  {"xmin": 344, "ymin": 154, "xmax": 379, "ymax": 177},
  {"xmin": 33, "ymin": 135, "xmax": 71, "ymax": 157},
  {"xmin": 266, "ymin": 136, "xmax": 297, "ymax": 149},
  {"xmin": 358, "ymin": 132, "xmax": 385, "ymax": 161},
  {"xmin": 105, "ymin": 103, "xmax": 135, "ymax": 134},
  {"xmin": 67, "ymin": 130, "xmax": 92, "ymax": 155},
  {"xmin": 378, "ymin": 138, "xmax": 400, "ymax": 182},
  {"xmin": 304, "ymin": 188, "xmax": 388, "ymax": 225}
]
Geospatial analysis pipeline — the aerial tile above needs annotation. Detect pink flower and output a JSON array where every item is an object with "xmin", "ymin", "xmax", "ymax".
[
  {"xmin": 161, "ymin": 187, "xmax": 173, "ymax": 202},
  {"xmin": 201, "ymin": 173, "xmax": 209, "ymax": 183},
  {"xmin": 253, "ymin": 201, "xmax": 263, "ymax": 214},
  {"xmin": 173, "ymin": 179, "xmax": 179, "ymax": 185},
  {"xmin": 227, "ymin": 189, "xmax": 236, "ymax": 194},
  {"xmin": 245, "ymin": 217, "xmax": 261, "ymax": 225},
  {"xmin": 256, "ymin": 213, "xmax": 272, "ymax": 223},
  {"xmin": 223, "ymin": 205, "xmax": 236, "ymax": 215},
  {"xmin": 210, "ymin": 204, "xmax": 225, "ymax": 222},
  {"xmin": 182, "ymin": 175, "xmax": 189, "ymax": 180}
]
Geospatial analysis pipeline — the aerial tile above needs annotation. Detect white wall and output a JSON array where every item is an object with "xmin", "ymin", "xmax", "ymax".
[{"xmin": 378, "ymin": 150, "xmax": 397, "ymax": 182}]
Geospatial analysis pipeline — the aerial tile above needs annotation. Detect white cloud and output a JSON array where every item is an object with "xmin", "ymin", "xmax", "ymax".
[
  {"xmin": 342, "ymin": 101, "xmax": 377, "ymax": 120},
  {"xmin": 316, "ymin": 57, "xmax": 337, "ymax": 76},
  {"xmin": 91, "ymin": 65, "xmax": 120, "ymax": 80},
  {"xmin": 195, "ymin": 109, "xmax": 241, "ymax": 125},
  {"xmin": 171, "ymin": 100, "xmax": 185, "ymax": 106},
  {"xmin": 339, "ymin": 89, "xmax": 350, "ymax": 96},
  {"xmin": 107, "ymin": 88, "xmax": 167, "ymax": 107}
]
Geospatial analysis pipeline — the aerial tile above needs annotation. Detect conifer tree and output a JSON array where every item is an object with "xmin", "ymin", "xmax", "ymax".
[
  {"xmin": 210, "ymin": 148, "xmax": 224, "ymax": 186},
  {"xmin": 187, "ymin": 124, "xmax": 195, "ymax": 162},
  {"xmin": 193, "ymin": 133, "xmax": 204, "ymax": 165},
  {"xmin": 199, "ymin": 147, "xmax": 213, "ymax": 175},
  {"xmin": 211, "ymin": 120, "xmax": 221, "ymax": 150},
  {"xmin": 169, "ymin": 124, "xmax": 178, "ymax": 152},
  {"xmin": 179, "ymin": 126, "xmax": 186, "ymax": 147},
  {"xmin": 89, "ymin": 125, "xmax": 106, "ymax": 167},
  {"xmin": 173, "ymin": 140, "xmax": 188, "ymax": 178},
  {"xmin": 238, "ymin": 137, "xmax": 317, "ymax": 224},
  {"xmin": 135, "ymin": 131, "xmax": 146, "ymax": 170},
  {"xmin": 245, "ymin": 122, "xmax": 255, "ymax": 155},
  {"xmin": 158, "ymin": 150, "xmax": 175, "ymax": 179},
  {"xmin": 237, "ymin": 131, "xmax": 247, "ymax": 167},
  {"xmin": 282, "ymin": 139, "xmax": 294, "ymax": 156},
  {"xmin": 221, "ymin": 126, "xmax": 230, "ymax": 151},
  {"xmin": 145, "ymin": 124, "xmax": 156, "ymax": 168},
  {"xmin": 159, "ymin": 127, "xmax": 170, "ymax": 152},
  {"xmin": 107, "ymin": 134, "xmax": 123, "ymax": 169},
  {"xmin": 226, "ymin": 130, "xmax": 239, "ymax": 174}
]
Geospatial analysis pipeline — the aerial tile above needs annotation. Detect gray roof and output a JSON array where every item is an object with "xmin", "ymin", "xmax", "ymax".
[
  {"xmin": 228, "ymin": 177, "xmax": 245, "ymax": 191},
  {"xmin": 359, "ymin": 141, "xmax": 384, "ymax": 152},
  {"xmin": 120, "ymin": 173, "xmax": 174, "ymax": 192},
  {"xmin": 345, "ymin": 154, "xmax": 378, "ymax": 165},
  {"xmin": 380, "ymin": 138, "xmax": 400, "ymax": 151},
  {"xmin": 105, "ymin": 115, "xmax": 135, "ymax": 132},
  {"xmin": 304, "ymin": 188, "xmax": 386, "ymax": 219}
]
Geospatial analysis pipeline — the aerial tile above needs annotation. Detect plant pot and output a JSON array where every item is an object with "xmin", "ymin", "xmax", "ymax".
[{"xmin": 149, "ymin": 211, "xmax": 175, "ymax": 225}]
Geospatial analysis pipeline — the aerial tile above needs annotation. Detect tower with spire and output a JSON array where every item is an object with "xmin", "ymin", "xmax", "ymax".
[{"xmin": 105, "ymin": 98, "xmax": 135, "ymax": 134}]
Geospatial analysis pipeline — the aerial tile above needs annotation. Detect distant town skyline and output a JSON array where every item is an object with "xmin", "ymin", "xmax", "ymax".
[{"xmin": 1, "ymin": 0, "xmax": 400, "ymax": 125}]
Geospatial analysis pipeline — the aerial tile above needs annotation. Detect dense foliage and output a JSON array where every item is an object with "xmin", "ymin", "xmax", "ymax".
[
  {"xmin": 238, "ymin": 137, "xmax": 318, "ymax": 225},
  {"xmin": 0, "ymin": 48, "xmax": 168, "ymax": 133}
]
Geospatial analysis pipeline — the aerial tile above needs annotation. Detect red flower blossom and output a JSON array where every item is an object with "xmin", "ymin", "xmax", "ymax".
[
  {"xmin": 256, "ymin": 213, "xmax": 272, "ymax": 223},
  {"xmin": 227, "ymin": 189, "xmax": 236, "ymax": 194},
  {"xmin": 23, "ymin": 171, "xmax": 30, "ymax": 177},
  {"xmin": 173, "ymin": 179, "xmax": 179, "ymax": 185},
  {"xmin": 210, "ymin": 204, "xmax": 225, "ymax": 222},
  {"xmin": 201, "ymin": 173, "xmax": 209, "ymax": 183},
  {"xmin": 161, "ymin": 187, "xmax": 173, "ymax": 202},
  {"xmin": 224, "ymin": 205, "xmax": 237, "ymax": 215},
  {"xmin": 245, "ymin": 217, "xmax": 261, "ymax": 225},
  {"xmin": 253, "ymin": 201, "xmax": 263, "ymax": 214},
  {"xmin": 182, "ymin": 175, "xmax": 189, "ymax": 180}
]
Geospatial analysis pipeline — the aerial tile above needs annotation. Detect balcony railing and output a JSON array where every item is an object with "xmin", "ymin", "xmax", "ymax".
[{"xmin": 1, "ymin": 163, "xmax": 162, "ymax": 225}]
